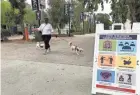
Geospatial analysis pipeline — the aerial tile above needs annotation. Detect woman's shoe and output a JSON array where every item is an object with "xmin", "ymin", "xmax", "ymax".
[
  {"xmin": 48, "ymin": 48, "xmax": 51, "ymax": 52},
  {"xmin": 43, "ymin": 50, "xmax": 47, "ymax": 55}
]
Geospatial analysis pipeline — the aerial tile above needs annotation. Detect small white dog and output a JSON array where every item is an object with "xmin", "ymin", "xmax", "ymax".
[
  {"xmin": 68, "ymin": 42, "xmax": 84, "ymax": 55},
  {"xmin": 36, "ymin": 42, "xmax": 44, "ymax": 49}
]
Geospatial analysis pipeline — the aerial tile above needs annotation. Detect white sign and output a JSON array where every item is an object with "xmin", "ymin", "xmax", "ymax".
[
  {"xmin": 39, "ymin": 0, "xmax": 46, "ymax": 9},
  {"xmin": 91, "ymin": 23, "xmax": 140, "ymax": 95}
]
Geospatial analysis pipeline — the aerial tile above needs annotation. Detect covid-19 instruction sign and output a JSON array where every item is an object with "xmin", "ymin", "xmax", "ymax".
[{"xmin": 92, "ymin": 33, "xmax": 140, "ymax": 95}]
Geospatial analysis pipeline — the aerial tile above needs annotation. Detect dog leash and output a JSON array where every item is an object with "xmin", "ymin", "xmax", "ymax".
[{"xmin": 56, "ymin": 36, "xmax": 69, "ymax": 43}]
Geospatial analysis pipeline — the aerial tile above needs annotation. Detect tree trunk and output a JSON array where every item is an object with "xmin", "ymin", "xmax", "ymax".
[
  {"xmin": 29, "ymin": 25, "xmax": 32, "ymax": 35},
  {"xmin": 73, "ymin": 21, "xmax": 77, "ymax": 32},
  {"xmin": 75, "ymin": 26, "xmax": 77, "ymax": 32},
  {"xmin": 129, "ymin": 3, "xmax": 136, "ymax": 23},
  {"xmin": 57, "ymin": 25, "xmax": 61, "ymax": 35},
  {"xmin": 21, "ymin": 22, "xmax": 25, "ymax": 40},
  {"xmin": 131, "ymin": 8, "xmax": 136, "ymax": 23}
]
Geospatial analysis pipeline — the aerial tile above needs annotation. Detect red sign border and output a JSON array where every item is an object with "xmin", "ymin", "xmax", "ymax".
[{"xmin": 96, "ymin": 84, "xmax": 135, "ymax": 93}]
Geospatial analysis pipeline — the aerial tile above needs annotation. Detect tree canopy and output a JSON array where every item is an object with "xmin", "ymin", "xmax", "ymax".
[
  {"xmin": 110, "ymin": 0, "xmax": 140, "ymax": 23},
  {"xmin": 78, "ymin": 0, "xmax": 140, "ymax": 23},
  {"xmin": 1, "ymin": 1, "xmax": 18, "ymax": 26},
  {"xmin": 9, "ymin": 0, "xmax": 26, "ymax": 24},
  {"xmin": 96, "ymin": 13, "xmax": 112, "ymax": 29},
  {"xmin": 24, "ymin": 8, "xmax": 37, "ymax": 25},
  {"xmin": 48, "ymin": 0, "xmax": 69, "ymax": 34}
]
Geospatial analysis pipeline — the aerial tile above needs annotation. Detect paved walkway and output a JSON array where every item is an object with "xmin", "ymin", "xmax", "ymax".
[
  {"xmin": 2, "ymin": 59, "xmax": 92, "ymax": 95},
  {"xmin": 1, "ymin": 35, "xmax": 108, "ymax": 95},
  {"xmin": 2, "ymin": 35, "xmax": 94, "ymax": 67}
]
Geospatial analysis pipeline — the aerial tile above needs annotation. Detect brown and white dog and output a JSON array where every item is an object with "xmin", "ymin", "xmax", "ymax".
[{"xmin": 68, "ymin": 42, "xmax": 84, "ymax": 55}]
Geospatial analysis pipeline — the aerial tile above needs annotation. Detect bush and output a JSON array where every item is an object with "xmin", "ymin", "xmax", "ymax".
[
  {"xmin": 1, "ymin": 29, "xmax": 10, "ymax": 41},
  {"xmin": 1, "ymin": 29, "xmax": 11, "ymax": 37},
  {"xmin": 70, "ymin": 29, "xmax": 75, "ymax": 33}
]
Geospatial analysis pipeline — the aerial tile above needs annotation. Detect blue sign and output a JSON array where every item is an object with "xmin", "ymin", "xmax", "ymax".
[
  {"xmin": 97, "ymin": 69, "xmax": 115, "ymax": 83},
  {"xmin": 117, "ymin": 40, "xmax": 137, "ymax": 53}
]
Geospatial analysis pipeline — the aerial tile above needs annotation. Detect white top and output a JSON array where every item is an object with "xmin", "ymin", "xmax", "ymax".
[{"xmin": 38, "ymin": 23, "xmax": 53, "ymax": 35}]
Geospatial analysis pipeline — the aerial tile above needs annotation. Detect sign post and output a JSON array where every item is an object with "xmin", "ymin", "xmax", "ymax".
[
  {"xmin": 80, "ymin": 12, "xmax": 85, "ymax": 34},
  {"xmin": 92, "ymin": 23, "xmax": 140, "ymax": 95},
  {"xmin": 31, "ymin": 0, "xmax": 41, "ymax": 26}
]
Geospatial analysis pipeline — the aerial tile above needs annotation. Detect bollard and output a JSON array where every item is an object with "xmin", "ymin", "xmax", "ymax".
[{"xmin": 24, "ymin": 27, "xmax": 29, "ymax": 41}]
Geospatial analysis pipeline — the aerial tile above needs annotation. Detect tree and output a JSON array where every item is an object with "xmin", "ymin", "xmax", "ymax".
[
  {"xmin": 76, "ymin": 0, "xmax": 109, "ymax": 33},
  {"xmin": 9, "ymin": 0, "xmax": 26, "ymax": 24},
  {"xmin": 1, "ymin": 1, "xmax": 19, "ymax": 40},
  {"xmin": 1, "ymin": 0, "xmax": 20, "ymax": 33},
  {"xmin": 78, "ymin": 0, "xmax": 108, "ymax": 12},
  {"xmin": 1, "ymin": 1, "xmax": 15, "ymax": 26},
  {"xmin": 72, "ymin": 1, "xmax": 84, "ymax": 32},
  {"xmin": 78, "ymin": 0, "xmax": 140, "ymax": 24},
  {"xmin": 136, "ymin": 4, "xmax": 140, "ymax": 22},
  {"xmin": 48, "ymin": 0, "xmax": 69, "ymax": 34},
  {"xmin": 96, "ymin": 13, "xmax": 112, "ymax": 29},
  {"xmin": 24, "ymin": 8, "xmax": 37, "ymax": 25},
  {"xmin": 9, "ymin": 0, "xmax": 26, "ymax": 38},
  {"xmin": 110, "ymin": 0, "xmax": 128, "ymax": 23},
  {"xmin": 110, "ymin": 0, "xmax": 140, "ymax": 23}
]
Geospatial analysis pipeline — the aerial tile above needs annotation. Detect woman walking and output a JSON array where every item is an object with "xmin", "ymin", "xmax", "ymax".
[{"xmin": 33, "ymin": 18, "xmax": 54, "ymax": 54}]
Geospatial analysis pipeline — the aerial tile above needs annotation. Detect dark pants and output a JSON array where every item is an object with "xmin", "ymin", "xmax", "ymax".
[{"xmin": 42, "ymin": 35, "xmax": 51, "ymax": 50}]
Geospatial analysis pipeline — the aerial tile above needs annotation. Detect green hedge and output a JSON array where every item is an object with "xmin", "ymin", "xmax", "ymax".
[{"xmin": 1, "ymin": 29, "xmax": 11, "ymax": 37}]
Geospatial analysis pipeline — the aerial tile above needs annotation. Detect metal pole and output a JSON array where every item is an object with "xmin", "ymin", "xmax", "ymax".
[
  {"xmin": 68, "ymin": 3, "xmax": 71, "ymax": 37},
  {"xmin": 38, "ymin": 18, "xmax": 41, "ymax": 26},
  {"xmin": 83, "ymin": 13, "xmax": 84, "ymax": 34},
  {"xmin": 83, "ymin": 1, "xmax": 85, "ymax": 34},
  {"xmin": 93, "ymin": 13, "xmax": 96, "ymax": 33},
  {"xmin": 89, "ymin": 13, "xmax": 92, "ymax": 33},
  {"xmin": 36, "ymin": 0, "xmax": 41, "ymax": 26}
]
